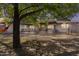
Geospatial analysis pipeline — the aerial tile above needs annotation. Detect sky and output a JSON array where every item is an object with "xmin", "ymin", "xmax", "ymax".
[{"xmin": 70, "ymin": 13, "xmax": 79, "ymax": 22}]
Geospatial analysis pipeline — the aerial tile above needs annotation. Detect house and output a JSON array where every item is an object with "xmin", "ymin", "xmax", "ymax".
[
  {"xmin": 47, "ymin": 20, "xmax": 70, "ymax": 33},
  {"xmin": 69, "ymin": 13, "xmax": 79, "ymax": 33},
  {"xmin": 1, "ymin": 13, "xmax": 79, "ymax": 34}
]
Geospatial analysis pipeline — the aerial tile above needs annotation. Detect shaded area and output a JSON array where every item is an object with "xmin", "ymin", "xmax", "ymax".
[
  {"xmin": 0, "ymin": 41, "xmax": 12, "ymax": 49},
  {"xmin": 13, "ymin": 45, "xmax": 31, "ymax": 56},
  {"xmin": 56, "ymin": 51, "xmax": 79, "ymax": 56},
  {"xmin": 21, "ymin": 39, "xmax": 79, "ymax": 56},
  {"xmin": 0, "ymin": 41, "xmax": 16, "ymax": 56},
  {"xmin": 0, "ymin": 36, "xmax": 79, "ymax": 56},
  {"xmin": 0, "ymin": 40, "xmax": 38, "ymax": 56}
]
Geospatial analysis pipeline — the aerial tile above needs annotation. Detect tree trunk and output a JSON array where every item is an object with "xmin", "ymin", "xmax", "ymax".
[
  {"xmin": 53, "ymin": 22, "xmax": 57, "ymax": 34},
  {"xmin": 53, "ymin": 24, "xmax": 57, "ymax": 33},
  {"xmin": 13, "ymin": 3, "xmax": 21, "ymax": 48}
]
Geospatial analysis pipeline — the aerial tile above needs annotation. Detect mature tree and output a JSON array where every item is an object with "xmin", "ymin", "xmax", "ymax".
[
  {"xmin": 1, "ymin": 3, "xmax": 79, "ymax": 48},
  {"xmin": 9, "ymin": 4, "xmax": 78, "ymax": 48},
  {"xmin": 13, "ymin": 4, "xmax": 21, "ymax": 48},
  {"xmin": 13, "ymin": 3, "xmax": 43, "ymax": 48}
]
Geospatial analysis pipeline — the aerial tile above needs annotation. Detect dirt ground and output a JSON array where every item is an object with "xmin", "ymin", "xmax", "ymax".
[{"xmin": 0, "ymin": 34, "xmax": 79, "ymax": 56}]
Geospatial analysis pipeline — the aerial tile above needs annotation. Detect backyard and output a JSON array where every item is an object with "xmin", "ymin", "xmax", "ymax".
[
  {"xmin": 0, "ymin": 33, "xmax": 79, "ymax": 56},
  {"xmin": 0, "ymin": 3, "xmax": 79, "ymax": 56}
]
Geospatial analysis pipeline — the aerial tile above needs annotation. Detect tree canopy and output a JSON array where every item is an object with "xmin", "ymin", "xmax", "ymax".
[{"xmin": 0, "ymin": 3, "xmax": 79, "ymax": 24}]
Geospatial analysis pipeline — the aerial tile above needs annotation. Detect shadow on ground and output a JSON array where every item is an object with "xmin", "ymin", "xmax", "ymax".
[
  {"xmin": 56, "ymin": 51, "xmax": 79, "ymax": 56},
  {"xmin": 0, "ymin": 38, "xmax": 79, "ymax": 56}
]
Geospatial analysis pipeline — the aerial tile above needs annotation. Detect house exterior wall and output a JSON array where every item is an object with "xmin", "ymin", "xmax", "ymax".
[
  {"xmin": 3, "ymin": 22, "xmax": 79, "ymax": 34},
  {"xmin": 70, "ymin": 23, "xmax": 79, "ymax": 33},
  {"xmin": 47, "ymin": 24, "xmax": 70, "ymax": 33},
  {"xmin": 56, "ymin": 24, "xmax": 70, "ymax": 33}
]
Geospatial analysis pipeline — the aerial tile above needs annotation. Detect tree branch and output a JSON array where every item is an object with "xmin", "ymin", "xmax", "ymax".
[
  {"xmin": 19, "ymin": 8, "xmax": 44, "ymax": 20},
  {"xmin": 20, "ymin": 5, "xmax": 35, "ymax": 13},
  {"xmin": 20, "ymin": 4, "xmax": 40, "ymax": 13}
]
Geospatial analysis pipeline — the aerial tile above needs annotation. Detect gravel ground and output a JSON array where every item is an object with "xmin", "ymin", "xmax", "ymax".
[
  {"xmin": 0, "ymin": 44, "xmax": 16, "ymax": 56},
  {"xmin": 0, "ymin": 38, "xmax": 79, "ymax": 56},
  {"xmin": 0, "ymin": 34, "xmax": 79, "ymax": 56},
  {"xmin": 21, "ymin": 39, "xmax": 79, "ymax": 56}
]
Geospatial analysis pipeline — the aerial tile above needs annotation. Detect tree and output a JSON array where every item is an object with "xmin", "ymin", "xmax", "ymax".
[
  {"xmin": 13, "ymin": 3, "xmax": 43, "ymax": 48},
  {"xmin": 1, "ymin": 3, "xmax": 79, "ymax": 49},
  {"xmin": 43, "ymin": 4, "xmax": 79, "ymax": 33},
  {"xmin": 13, "ymin": 4, "xmax": 21, "ymax": 48},
  {"xmin": 12, "ymin": 3, "xmax": 79, "ymax": 48}
]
